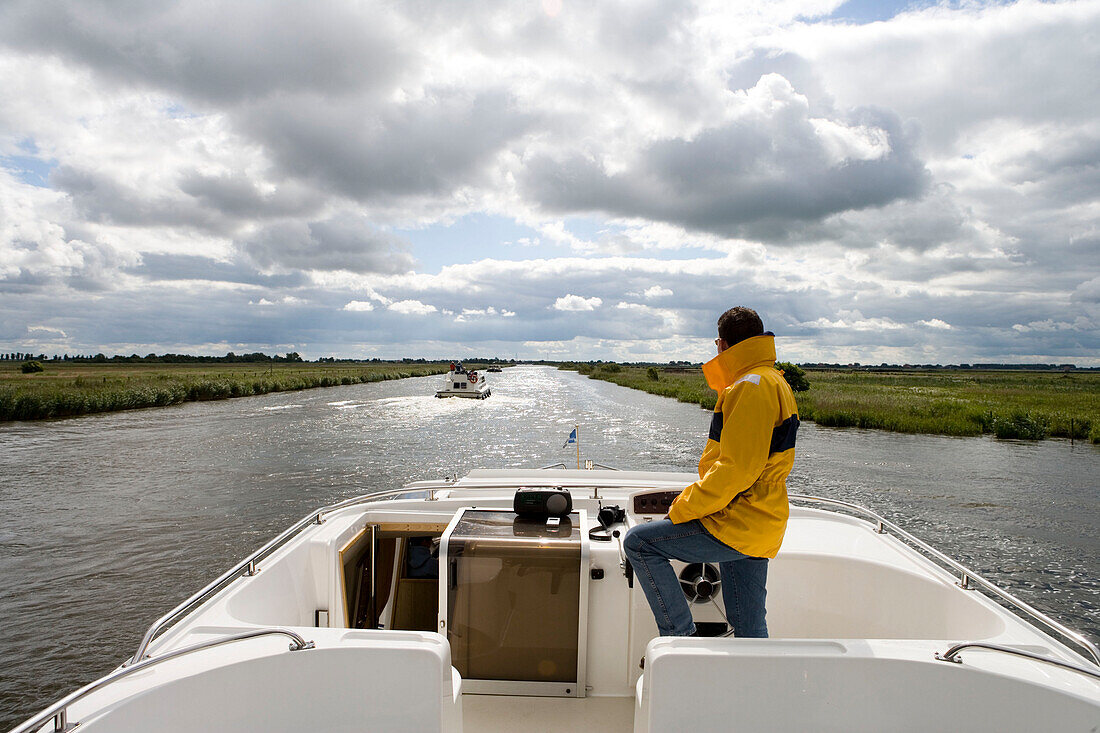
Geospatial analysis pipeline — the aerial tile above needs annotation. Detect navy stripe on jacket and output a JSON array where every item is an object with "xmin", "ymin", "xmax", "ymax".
[
  {"xmin": 707, "ymin": 411, "xmax": 799, "ymax": 454},
  {"xmin": 769, "ymin": 415, "xmax": 799, "ymax": 454}
]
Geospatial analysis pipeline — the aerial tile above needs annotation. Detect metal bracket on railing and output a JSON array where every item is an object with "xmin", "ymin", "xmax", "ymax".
[
  {"xmin": 52, "ymin": 710, "xmax": 73, "ymax": 733},
  {"xmin": 934, "ymin": 642, "xmax": 1100, "ymax": 681},
  {"xmin": 243, "ymin": 560, "xmax": 258, "ymax": 576}
]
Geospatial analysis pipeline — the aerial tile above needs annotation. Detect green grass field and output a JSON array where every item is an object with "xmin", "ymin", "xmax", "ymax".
[
  {"xmin": 0, "ymin": 362, "xmax": 451, "ymax": 421},
  {"xmin": 563, "ymin": 364, "xmax": 1100, "ymax": 443}
]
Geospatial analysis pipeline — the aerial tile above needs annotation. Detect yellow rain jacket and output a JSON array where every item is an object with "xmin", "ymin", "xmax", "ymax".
[{"xmin": 668, "ymin": 334, "xmax": 799, "ymax": 558}]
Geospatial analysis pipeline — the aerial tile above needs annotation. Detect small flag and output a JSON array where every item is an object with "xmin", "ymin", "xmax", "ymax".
[{"xmin": 563, "ymin": 427, "xmax": 577, "ymax": 448}]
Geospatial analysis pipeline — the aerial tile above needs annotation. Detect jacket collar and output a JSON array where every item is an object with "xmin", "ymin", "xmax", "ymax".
[{"xmin": 701, "ymin": 333, "xmax": 776, "ymax": 391}]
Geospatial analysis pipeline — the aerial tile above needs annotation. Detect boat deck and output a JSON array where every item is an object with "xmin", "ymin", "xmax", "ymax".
[{"xmin": 463, "ymin": 695, "xmax": 634, "ymax": 733}]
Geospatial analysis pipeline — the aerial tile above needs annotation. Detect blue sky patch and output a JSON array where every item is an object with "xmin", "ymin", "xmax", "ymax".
[
  {"xmin": 827, "ymin": 0, "xmax": 1012, "ymax": 24},
  {"xmin": 398, "ymin": 213, "xmax": 718, "ymax": 270},
  {"xmin": 2, "ymin": 153, "xmax": 57, "ymax": 188},
  {"xmin": 827, "ymin": 0, "xmax": 923, "ymax": 23},
  {"xmin": 399, "ymin": 213, "xmax": 575, "ymax": 272}
]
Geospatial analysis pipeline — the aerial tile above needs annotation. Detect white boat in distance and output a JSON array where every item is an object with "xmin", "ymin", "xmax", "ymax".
[
  {"xmin": 12, "ymin": 468, "xmax": 1100, "ymax": 732},
  {"xmin": 436, "ymin": 363, "xmax": 490, "ymax": 399}
]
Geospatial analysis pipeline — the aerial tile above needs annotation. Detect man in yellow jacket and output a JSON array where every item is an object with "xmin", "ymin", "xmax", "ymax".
[{"xmin": 624, "ymin": 306, "xmax": 799, "ymax": 637}]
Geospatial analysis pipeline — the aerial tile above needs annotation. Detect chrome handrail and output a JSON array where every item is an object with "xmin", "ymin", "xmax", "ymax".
[
  {"xmin": 129, "ymin": 484, "xmax": 1100, "ymax": 669},
  {"xmin": 14, "ymin": 628, "xmax": 313, "ymax": 733},
  {"xmin": 538, "ymin": 462, "xmax": 621, "ymax": 470},
  {"xmin": 934, "ymin": 642, "xmax": 1100, "ymax": 681},
  {"xmin": 789, "ymin": 494, "xmax": 1100, "ymax": 667}
]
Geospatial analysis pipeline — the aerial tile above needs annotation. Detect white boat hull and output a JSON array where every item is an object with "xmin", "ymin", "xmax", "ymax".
[
  {"xmin": 15, "ymin": 469, "xmax": 1099, "ymax": 733},
  {"xmin": 435, "ymin": 386, "xmax": 490, "ymax": 399}
]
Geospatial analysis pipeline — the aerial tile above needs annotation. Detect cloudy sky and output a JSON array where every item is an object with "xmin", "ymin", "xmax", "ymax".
[{"xmin": 1, "ymin": 0, "xmax": 1097, "ymax": 364}]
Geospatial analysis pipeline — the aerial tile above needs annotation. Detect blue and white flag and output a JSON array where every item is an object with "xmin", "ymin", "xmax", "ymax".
[{"xmin": 563, "ymin": 427, "xmax": 577, "ymax": 448}]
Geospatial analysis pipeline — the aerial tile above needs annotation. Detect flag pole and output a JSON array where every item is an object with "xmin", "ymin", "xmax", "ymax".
[{"xmin": 575, "ymin": 423, "xmax": 580, "ymax": 469}]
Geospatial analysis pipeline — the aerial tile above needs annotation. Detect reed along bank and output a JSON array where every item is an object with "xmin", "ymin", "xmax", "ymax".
[
  {"xmin": 0, "ymin": 361, "xmax": 451, "ymax": 421},
  {"xmin": 561, "ymin": 364, "xmax": 1100, "ymax": 444}
]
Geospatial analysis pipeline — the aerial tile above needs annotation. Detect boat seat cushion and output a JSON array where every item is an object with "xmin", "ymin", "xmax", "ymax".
[
  {"xmin": 72, "ymin": 630, "xmax": 462, "ymax": 733},
  {"xmin": 635, "ymin": 637, "xmax": 1100, "ymax": 733}
]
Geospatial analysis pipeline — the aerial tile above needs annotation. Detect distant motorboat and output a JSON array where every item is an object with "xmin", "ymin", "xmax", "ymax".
[
  {"xmin": 487, "ymin": 365, "xmax": 503, "ymax": 372},
  {"xmin": 436, "ymin": 363, "xmax": 490, "ymax": 399}
]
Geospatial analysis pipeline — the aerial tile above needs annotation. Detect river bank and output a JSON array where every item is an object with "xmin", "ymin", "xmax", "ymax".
[
  {"xmin": 562, "ymin": 364, "xmax": 1100, "ymax": 443},
  {"xmin": 0, "ymin": 362, "xmax": 452, "ymax": 421}
]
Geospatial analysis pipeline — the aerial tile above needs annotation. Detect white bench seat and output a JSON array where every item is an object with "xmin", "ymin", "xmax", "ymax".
[
  {"xmin": 635, "ymin": 637, "xmax": 1100, "ymax": 733},
  {"xmin": 66, "ymin": 630, "xmax": 462, "ymax": 733}
]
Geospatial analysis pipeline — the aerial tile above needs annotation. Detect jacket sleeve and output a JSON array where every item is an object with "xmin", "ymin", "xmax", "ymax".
[{"xmin": 667, "ymin": 376, "xmax": 774, "ymax": 524}]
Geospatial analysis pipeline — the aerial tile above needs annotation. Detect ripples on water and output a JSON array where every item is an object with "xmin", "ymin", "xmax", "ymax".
[{"xmin": 0, "ymin": 366, "xmax": 1097, "ymax": 728}]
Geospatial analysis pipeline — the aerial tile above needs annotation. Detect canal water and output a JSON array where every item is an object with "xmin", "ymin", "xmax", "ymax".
[{"xmin": 0, "ymin": 365, "xmax": 1097, "ymax": 728}]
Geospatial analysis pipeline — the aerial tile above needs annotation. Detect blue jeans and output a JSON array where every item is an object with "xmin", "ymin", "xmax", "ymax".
[{"xmin": 623, "ymin": 518, "xmax": 769, "ymax": 637}]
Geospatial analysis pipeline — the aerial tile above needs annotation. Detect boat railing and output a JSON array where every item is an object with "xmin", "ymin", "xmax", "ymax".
[
  {"xmin": 934, "ymin": 642, "xmax": 1100, "ymax": 681},
  {"xmin": 537, "ymin": 462, "xmax": 621, "ymax": 470},
  {"xmin": 789, "ymin": 494, "xmax": 1100, "ymax": 667},
  {"xmin": 14, "ymin": 628, "xmax": 313, "ymax": 733},
  {"xmin": 129, "ymin": 485, "xmax": 1099, "ymax": 670}
]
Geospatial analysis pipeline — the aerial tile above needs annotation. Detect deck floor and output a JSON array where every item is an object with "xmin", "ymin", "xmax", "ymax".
[{"xmin": 462, "ymin": 694, "xmax": 635, "ymax": 732}]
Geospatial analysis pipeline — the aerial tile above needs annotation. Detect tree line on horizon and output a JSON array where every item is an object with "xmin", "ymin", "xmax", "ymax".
[
  {"xmin": 2, "ymin": 351, "xmax": 306, "ymax": 364},
  {"xmin": 562, "ymin": 359, "xmax": 1094, "ymax": 372},
  {"xmin": 3, "ymin": 352, "xmax": 519, "ymax": 365},
  {"xmin": 3, "ymin": 351, "xmax": 1093, "ymax": 371}
]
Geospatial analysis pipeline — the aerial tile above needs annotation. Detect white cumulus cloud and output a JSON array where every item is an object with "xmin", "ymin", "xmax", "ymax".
[
  {"xmin": 643, "ymin": 285, "xmax": 673, "ymax": 298},
  {"xmin": 388, "ymin": 299, "xmax": 437, "ymax": 316},
  {"xmin": 553, "ymin": 294, "xmax": 603, "ymax": 312},
  {"xmin": 28, "ymin": 325, "xmax": 68, "ymax": 337}
]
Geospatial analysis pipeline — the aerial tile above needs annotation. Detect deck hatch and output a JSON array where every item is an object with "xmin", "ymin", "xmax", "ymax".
[{"xmin": 439, "ymin": 507, "xmax": 589, "ymax": 697}]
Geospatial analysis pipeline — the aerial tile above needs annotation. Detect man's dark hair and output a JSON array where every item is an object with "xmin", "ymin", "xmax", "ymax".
[{"xmin": 717, "ymin": 306, "xmax": 764, "ymax": 346}]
